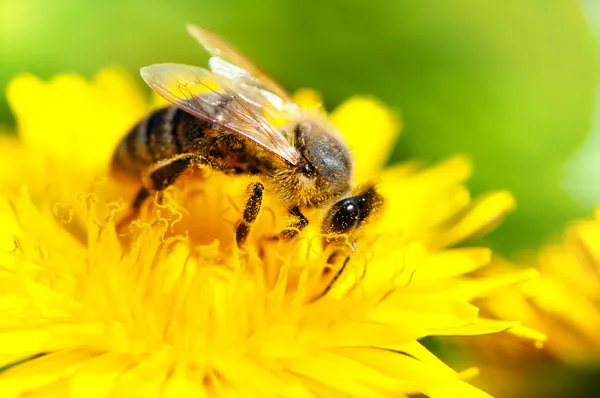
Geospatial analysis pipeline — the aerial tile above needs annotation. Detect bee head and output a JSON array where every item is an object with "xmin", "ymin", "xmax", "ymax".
[
  {"xmin": 292, "ymin": 121, "xmax": 353, "ymax": 205},
  {"xmin": 322, "ymin": 186, "xmax": 383, "ymax": 237}
]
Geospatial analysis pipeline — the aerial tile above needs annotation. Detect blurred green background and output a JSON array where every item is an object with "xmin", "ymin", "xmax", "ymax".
[{"xmin": 0, "ymin": 0, "xmax": 598, "ymax": 256}]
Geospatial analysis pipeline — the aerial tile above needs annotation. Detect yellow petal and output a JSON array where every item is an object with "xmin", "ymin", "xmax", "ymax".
[
  {"xmin": 149, "ymin": 91, "xmax": 172, "ymax": 111},
  {"xmin": 110, "ymin": 349, "xmax": 171, "ymax": 398},
  {"xmin": 0, "ymin": 196, "xmax": 21, "ymax": 253},
  {"xmin": 507, "ymin": 325, "xmax": 547, "ymax": 344},
  {"xmin": 0, "ymin": 323, "xmax": 104, "ymax": 365},
  {"xmin": 292, "ymin": 89, "xmax": 324, "ymax": 111},
  {"xmin": 68, "ymin": 353, "xmax": 133, "ymax": 398},
  {"xmin": 411, "ymin": 248, "xmax": 491, "ymax": 282},
  {"xmin": 284, "ymin": 350, "xmax": 405, "ymax": 396},
  {"xmin": 215, "ymin": 354, "xmax": 314, "ymax": 398},
  {"xmin": 0, "ymin": 349, "xmax": 97, "ymax": 397},
  {"xmin": 376, "ymin": 156, "xmax": 473, "ymax": 239},
  {"xmin": 455, "ymin": 268, "xmax": 540, "ymax": 302},
  {"xmin": 428, "ymin": 379, "xmax": 493, "ymax": 398},
  {"xmin": 6, "ymin": 68, "xmax": 148, "ymax": 171},
  {"xmin": 429, "ymin": 319, "xmax": 519, "ymax": 336},
  {"xmin": 161, "ymin": 362, "xmax": 208, "ymax": 398},
  {"xmin": 433, "ymin": 191, "xmax": 516, "ymax": 249},
  {"xmin": 0, "ymin": 135, "xmax": 33, "ymax": 186},
  {"xmin": 330, "ymin": 96, "xmax": 401, "ymax": 181}
]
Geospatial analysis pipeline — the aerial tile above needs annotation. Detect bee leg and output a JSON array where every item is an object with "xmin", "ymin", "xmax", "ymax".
[
  {"xmin": 120, "ymin": 154, "xmax": 209, "ymax": 226},
  {"xmin": 143, "ymin": 153, "xmax": 209, "ymax": 193},
  {"xmin": 235, "ymin": 182, "xmax": 264, "ymax": 248},
  {"xmin": 132, "ymin": 187, "xmax": 152, "ymax": 210},
  {"xmin": 311, "ymin": 241, "xmax": 355, "ymax": 302},
  {"xmin": 278, "ymin": 207, "xmax": 309, "ymax": 239},
  {"xmin": 312, "ymin": 187, "xmax": 384, "ymax": 300},
  {"xmin": 260, "ymin": 207, "xmax": 308, "ymax": 243}
]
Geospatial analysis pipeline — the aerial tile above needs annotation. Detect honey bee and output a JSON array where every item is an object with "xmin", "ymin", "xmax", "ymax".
[{"xmin": 112, "ymin": 24, "xmax": 383, "ymax": 253}]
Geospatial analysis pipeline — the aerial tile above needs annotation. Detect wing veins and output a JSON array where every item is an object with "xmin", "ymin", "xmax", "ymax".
[{"xmin": 141, "ymin": 63, "xmax": 301, "ymax": 165}]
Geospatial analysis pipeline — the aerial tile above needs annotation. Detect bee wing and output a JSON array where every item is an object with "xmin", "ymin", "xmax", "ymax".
[
  {"xmin": 140, "ymin": 63, "xmax": 301, "ymax": 165},
  {"xmin": 208, "ymin": 57, "xmax": 295, "ymax": 115},
  {"xmin": 186, "ymin": 24, "xmax": 298, "ymax": 114}
]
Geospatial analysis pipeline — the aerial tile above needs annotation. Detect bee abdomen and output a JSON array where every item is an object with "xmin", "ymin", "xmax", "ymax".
[{"xmin": 112, "ymin": 106, "xmax": 187, "ymax": 176}]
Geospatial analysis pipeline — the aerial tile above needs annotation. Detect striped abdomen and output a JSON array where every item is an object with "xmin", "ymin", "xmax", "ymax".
[
  {"xmin": 111, "ymin": 106, "xmax": 268, "ymax": 182},
  {"xmin": 112, "ymin": 106, "xmax": 200, "ymax": 178}
]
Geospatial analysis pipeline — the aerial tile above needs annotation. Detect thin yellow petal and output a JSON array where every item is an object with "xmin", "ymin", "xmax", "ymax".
[
  {"xmin": 150, "ymin": 91, "xmax": 172, "ymax": 111},
  {"xmin": 433, "ymin": 191, "xmax": 516, "ymax": 249},
  {"xmin": 285, "ymin": 351, "xmax": 404, "ymax": 396},
  {"xmin": 377, "ymin": 156, "xmax": 473, "ymax": 238},
  {"xmin": 411, "ymin": 248, "xmax": 491, "ymax": 282},
  {"xmin": 69, "ymin": 353, "xmax": 133, "ymax": 398},
  {"xmin": 216, "ymin": 354, "xmax": 314, "ymax": 398},
  {"xmin": 161, "ymin": 362, "xmax": 208, "ymax": 398},
  {"xmin": 110, "ymin": 349, "xmax": 170, "ymax": 398},
  {"xmin": 428, "ymin": 379, "xmax": 493, "ymax": 398},
  {"xmin": 455, "ymin": 268, "xmax": 540, "ymax": 302},
  {"xmin": 6, "ymin": 68, "xmax": 147, "ymax": 171},
  {"xmin": 429, "ymin": 319, "xmax": 519, "ymax": 336},
  {"xmin": 0, "ymin": 196, "xmax": 22, "ymax": 253},
  {"xmin": 0, "ymin": 349, "xmax": 96, "ymax": 397},
  {"xmin": 507, "ymin": 325, "xmax": 547, "ymax": 344},
  {"xmin": 0, "ymin": 324, "xmax": 104, "ymax": 365},
  {"xmin": 330, "ymin": 96, "xmax": 401, "ymax": 181},
  {"xmin": 292, "ymin": 89, "xmax": 324, "ymax": 111}
]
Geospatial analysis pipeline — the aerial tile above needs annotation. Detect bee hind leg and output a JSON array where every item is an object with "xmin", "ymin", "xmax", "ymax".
[
  {"xmin": 117, "ymin": 154, "xmax": 209, "ymax": 229},
  {"xmin": 235, "ymin": 182, "xmax": 264, "ymax": 249},
  {"xmin": 143, "ymin": 154, "xmax": 210, "ymax": 193}
]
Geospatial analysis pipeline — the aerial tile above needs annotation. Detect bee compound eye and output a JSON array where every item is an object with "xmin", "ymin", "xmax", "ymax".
[
  {"xmin": 300, "ymin": 162, "xmax": 314, "ymax": 176},
  {"xmin": 324, "ymin": 198, "xmax": 360, "ymax": 235}
]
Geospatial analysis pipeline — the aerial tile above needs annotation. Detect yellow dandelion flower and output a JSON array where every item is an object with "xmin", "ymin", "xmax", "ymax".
[
  {"xmin": 478, "ymin": 207, "xmax": 600, "ymax": 364},
  {"xmin": 0, "ymin": 67, "xmax": 529, "ymax": 398},
  {"xmin": 456, "ymin": 210, "xmax": 600, "ymax": 397}
]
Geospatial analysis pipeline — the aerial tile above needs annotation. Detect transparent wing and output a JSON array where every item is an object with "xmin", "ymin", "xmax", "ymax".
[
  {"xmin": 186, "ymin": 24, "xmax": 299, "ymax": 114},
  {"xmin": 208, "ymin": 57, "xmax": 291, "ymax": 115},
  {"xmin": 140, "ymin": 63, "xmax": 301, "ymax": 165}
]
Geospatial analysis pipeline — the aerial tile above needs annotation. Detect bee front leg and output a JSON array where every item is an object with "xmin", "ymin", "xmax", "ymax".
[
  {"xmin": 311, "ymin": 243, "xmax": 355, "ymax": 301},
  {"xmin": 312, "ymin": 187, "xmax": 384, "ymax": 301},
  {"xmin": 257, "ymin": 207, "xmax": 309, "ymax": 248},
  {"xmin": 277, "ymin": 207, "xmax": 309, "ymax": 240},
  {"xmin": 259, "ymin": 207, "xmax": 309, "ymax": 244},
  {"xmin": 235, "ymin": 182, "xmax": 264, "ymax": 249}
]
